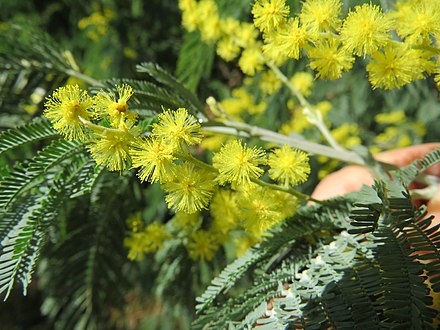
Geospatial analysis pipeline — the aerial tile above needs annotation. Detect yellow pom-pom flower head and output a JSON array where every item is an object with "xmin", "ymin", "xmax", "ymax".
[
  {"xmin": 212, "ymin": 139, "xmax": 266, "ymax": 186},
  {"xmin": 290, "ymin": 72, "xmax": 314, "ymax": 97},
  {"xmin": 252, "ymin": 0, "xmax": 290, "ymax": 34},
  {"xmin": 152, "ymin": 108, "xmax": 202, "ymax": 152},
  {"xmin": 340, "ymin": 3, "xmax": 392, "ymax": 56},
  {"xmin": 186, "ymin": 230, "xmax": 219, "ymax": 261},
  {"xmin": 130, "ymin": 137, "xmax": 176, "ymax": 183},
  {"xmin": 300, "ymin": 0, "xmax": 342, "ymax": 33},
  {"xmin": 142, "ymin": 222, "xmax": 170, "ymax": 253},
  {"xmin": 238, "ymin": 185, "xmax": 297, "ymax": 236},
  {"xmin": 366, "ymin": 43, "xmax": 425, "ymax": 90},
  {"xmin": 307, "ymin": 37, "xmax": 354, "ymax": 79},
  {"xmin": 273, "ymin": 18, "xmax": 309, "ymax": 60},
  {"xmin": 124, "ymin": 221, "xmax": 170, "ymax": 260},
  {"xmin": 163, "ymin": 162, "xmax": 216, "ymax": 214},
  {"xmin": 210, "ymin": 189, "xmax": 240, "ymax": 234},
  {"xmin": 268, "ymin": 145, "xmax": 311, "ymax": 186},
  {"xmin": 94, "ymin": 84, "xmax": 137, "ymax": 129},
  {"xmin": 88, "ymin": 130, "xmax": 134, "ymax": 172},
  {"xmin": 238, "ymin": 46, "xmax": 265, "ymax": 76},
  {"xmin": 392, "ymin": 0, "xmax": 440, "ymax": 45},
  {"xmin": 44, "ymin": 84, "xmax": 93, "ymax": 140}
]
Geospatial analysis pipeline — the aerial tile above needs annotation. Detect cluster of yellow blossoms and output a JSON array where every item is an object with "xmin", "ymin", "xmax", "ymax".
[
  {"xmin": 44, "ymin": 84, "xmax": 311, "ymax": 261},
  {"xmin": 180, "ymin": 0, "xmax": 440, "ymax": 90}
]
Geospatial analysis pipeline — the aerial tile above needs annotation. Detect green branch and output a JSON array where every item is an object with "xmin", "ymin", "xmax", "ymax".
[
  {"xmin": 266, "ymin": 61, "xmax": 344, "ymax": 151},
  {"xmin": 175, "ymin": 151, "xmax": 326, "ymax": 204},
  {"xmin": 202, "ymin": 121, "xmax": 366, "ymax": 165}
]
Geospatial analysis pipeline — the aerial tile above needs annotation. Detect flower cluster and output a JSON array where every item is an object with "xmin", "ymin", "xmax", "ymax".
[
  {"xmin": 44, "ymin": 83, "xmax": 138, "ymax": 171},
  {"xmin": 44, "ymin": 85, "xmax": 312, "ymax": 261},
  {"xmin": 179, "ymin": 0, "xmax": 440, "ymax": 90}
]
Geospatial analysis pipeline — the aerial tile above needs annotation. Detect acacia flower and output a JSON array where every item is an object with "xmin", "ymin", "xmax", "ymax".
[
  {"xmin": 290, "ymin": 72, "xmax": 314, "ymax": 97},
  {"xmin": 238, "ymin": 185, "xmax": 295, "ymax": 236},
  {"xmin": 340, "ymin": 3, "xmax": 392, "ymax": 56},
  {"xmin": 307, "ymin": 37, "xmax": 354, "ymax": 79},
  {"xmin": 259, "ymin": 71, "xmax": 282, "ymax": 95},
  {"xmin": 212, "ymin": 139, "xmax": 266, "ymax": 186},
  {"xmin": 152, "ymin": 108, "xmax": 202, "ymax": 151},
  {"xmin": 366, "ymin": 43, "xmax": 424, "ymax": 89},
  {"xmin": 44, "ymin": 84, "xmax": 93, "ymax": 140},
  {"xmin": 252, "ymin": 0, "xmax": 290, "ymax": 34},
  {"xmin": 180, "ymin": 0, "xmax": 199, "ymax": 32},
  {"xmin": 124, "ymin": 221, "xmax": 170, "ymax": 260},
  {"xmin": 391, "ymin": 0, "xmax": 440, "ymax": 45},
  {"xmin": 210, "ymin": 189, "xmax": 240, "ymax": 234},
  {"xmin": 130, "ymin": 137, "xmax": 176, "ymax": 183},
  {"xmin": 300, "ymin": 0, "xmax": 342, "ymax": 33},
  {"xmin": 268, "ymin": 145, "xmax": 311, "ymax": 186},
  {"xmin": 235, "ymin": 22, "xmax": 259, "ymax": 49},
  {"xmin": 124, "ymin": 232, "xmax": 148, "ymax": 261},
  {"xmin": 163, "ymin": 162, "xmax": 216, "ymax": 214},
  {"xmin": 94, "ymin": 84, "xmax": 137, "ymax": 129},
  {"xmin": 142, "ymin": 222, "xmax": 170, "ymax": 253},
  {"xmin": 216, "ymin": 37, "xmax": 241, "ymax": 62},
  {"xmin": 198, "ymin": 0, "xmax": 222, "ymax": 42},
  {"xmin": 88, "ymin": 130, "xmax": 133, "ymax": 171},
  {"xmin": 171, "ymin": 212, "xmax": 201, "ymax": 232},
  {"xmin": 238, "ymin": 46, "xmax": 265, "ymax": 76},
  {"xmin": 262, "ymin": 33, "xmax": 288, "ymax": 65},
  {"xmin": 186, "ymin": 230, "xmax": 219, "ymax": 261},
  {"xmin": 273, "ymin": 18, "xmax": 309, "ymax": 59}
]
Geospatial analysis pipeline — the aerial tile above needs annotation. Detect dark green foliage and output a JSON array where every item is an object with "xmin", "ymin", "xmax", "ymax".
[
  {"xmin": 136, "ymin": 62, "xmax": 205, "ymax": 117},
  {"xmin": 176, "ymin": 32, "xmax": 215, "ymax": 92},
  {"xmin": 193, "ymin": 151, "xmax": 440, "ymax": 329},
  {"xmin": 39, "ymin": 173, "xmax": 131, "ymax": 330},
  {"xmin": 95, "ymin": 78, "xmax": 188, "ymax": 117},
  {"xmin": 0, "ymin": 155, "xmax": 90, "ymax": 300},
  {"xmin": 349, "ymin": 202, "xmax": 382, "ymax": 234},
  {"xmin": 0, "ymin": 23, "xmax": 76, "ymax": 117},
  {"xmin": 0, "ymin": 139, "xmax": 84, "ymax": 209},
  {"xmin": 0, "ymin": 118, "xmax": 57, "ymax": 155},
  {"xmin": 396, "ymin": 147, "xmax": 440, "ymax": 185}
]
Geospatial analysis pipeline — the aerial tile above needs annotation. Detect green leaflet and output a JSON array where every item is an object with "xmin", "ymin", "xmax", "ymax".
[
  {"xmin": 40, "ymin": 173, "xmax": 130, "ymax": 329},
  {"xmin": 395, "ymin": 147, "xmax": 440, "ymax": 185},
  {"xmin": 176, "ymin": 32, "xmax": 214, "ymax": 93},
  {"xmin": 194, "ymin": 181, "xmax": 440, "ymax": 328},
  {"xmin": 0, "ymin": 118, "xmax": 58, "ymax": 155},
  {"xmin": 0, "ymin": 139, "xmax": 84, "ymax": 210},
  {"xmin": 93, "ymin": 78, "xmax": 183, "ymax": 116},
  {"xmin": 136, "ymin": 62, "xmax": 205, "ymax": 117},
  {"xmin": 0, "ymin": 157, "xmax": 89, "ymax": 301}
]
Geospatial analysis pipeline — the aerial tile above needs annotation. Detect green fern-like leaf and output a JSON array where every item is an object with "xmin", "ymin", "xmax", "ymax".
[
  {"xmin": 0, "ymin": 23, "xmax": 73, "ymax": 73},
  {"xmin": 0, "ymin": 23, "xmax": 78, "ymax": 116},
  {"xmin": 374, "ymin": 226, "xmax": 437, "ymax": 328},
  {"xmin": 195, "ymin": 248, "xmax": 266, "ymax": 313},
  {"xmin": 136, "ymin": 62, "xmax": 205, "ymax": 116},
  {"xmin": 0, "ymin": 118, "xmax": 58, "ymax": 155},
  {"xmin": 395, "ymin": 147, "xmax": 440, "ymax": 185},
  {"xmin": 176, "ymin": 32, "xmax": 215, "ymax": 92},
  {"xmin": 0, "ymin": 157, "xmax": 89, "ymax": 301},
  {"xmin": 94, "ymin": 78, "xmax": 183, "ymax": 116},
  {"xmin": 193, "ymin": 199, "xmax": 353, "ymax": 329},
  {"xmin": 69, "ymin": 160, "xmax": 105, "ymax": 199},
  {"xmin": 349, "ymin": 202, "xmax": 382, "ymax": 234},
  {"xmin": 40, "ymin": 173, "xmax": 131, "ymax": 330},
  {"xmin": 0, "ymin": 139, "xmax": 84, "ymax": 209}
]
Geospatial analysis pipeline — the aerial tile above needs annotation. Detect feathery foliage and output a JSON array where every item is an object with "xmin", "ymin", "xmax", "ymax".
[
  {"xmin": 39, "ymin": 173, "xmax": 131, "ymax": 330},
  {"xmin": 136, "ymin": 62, "xmax": 205, "ymax": 116},
  {"xmin": 1, "ymin": 0, "xmax": 440, "ymax": 328},
  {"xmin": 0, "ymin": 118, "xmax": 58, "ymax": 155}
]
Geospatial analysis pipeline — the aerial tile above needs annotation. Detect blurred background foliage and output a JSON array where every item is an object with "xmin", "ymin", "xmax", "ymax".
[{"xmin": 0, "ymin": 0, "xmax": 439, "ymax": 329}]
